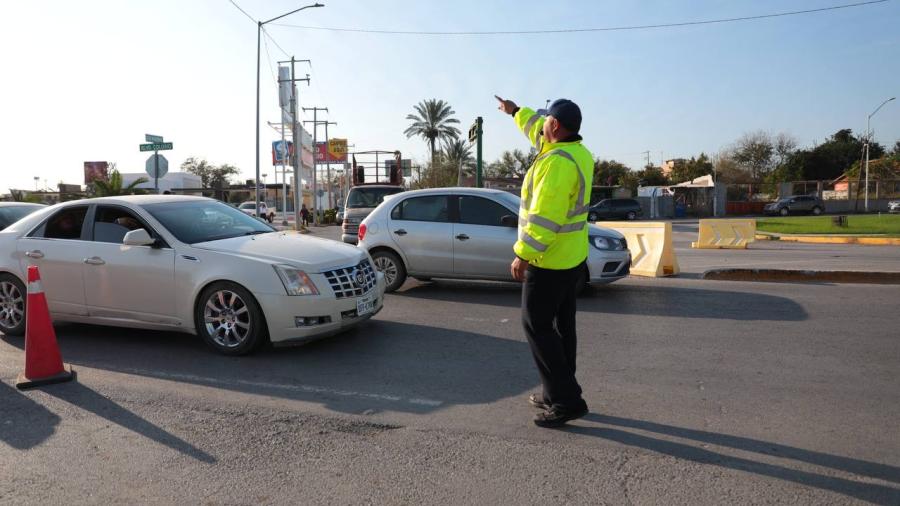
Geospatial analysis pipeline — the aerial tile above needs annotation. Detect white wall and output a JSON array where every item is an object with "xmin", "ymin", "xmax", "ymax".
[{"xmin": 120, "ymin": 172, "xmax": 202, "ymax": 193}]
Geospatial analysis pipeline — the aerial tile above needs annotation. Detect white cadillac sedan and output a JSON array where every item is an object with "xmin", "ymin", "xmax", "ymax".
[{"xmin": 0, "ymin": 196, "xmax": 384, "ymax": 355}]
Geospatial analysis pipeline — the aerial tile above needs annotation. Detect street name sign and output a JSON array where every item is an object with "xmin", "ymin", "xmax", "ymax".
[
  {"xmin": 139, "ymin": 142, "xmax": 173, "ymax": 152},
  {"xmin": 145, "ymin": 134, "xmax": 164, "ymax": 143}
]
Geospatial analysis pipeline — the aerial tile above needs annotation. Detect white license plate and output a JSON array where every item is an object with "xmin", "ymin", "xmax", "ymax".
[{"xmin": 357, "ymin": 294, "xmax": 375, "ymax": 316}]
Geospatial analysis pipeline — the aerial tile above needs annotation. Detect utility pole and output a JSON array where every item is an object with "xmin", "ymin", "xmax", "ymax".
[
  {"xmin": 641, "ymin": 151, "xmax": 651, "ymax": 168},
  {"xmin": 302, "ymin": 107, "xmax": 328, "ymax": 225},
  {"xmin": 279, "ymin": 58, "xmax": 311, "ymax": 229},
  {"xmin": 324, "ymin": 121, "xmax": 337, "ymax": 209}
]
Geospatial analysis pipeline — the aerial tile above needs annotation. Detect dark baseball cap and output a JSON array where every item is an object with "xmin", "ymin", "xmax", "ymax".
[{"xmin": 547, "ymin": 99, "xmax": 582, "ymax": 133}]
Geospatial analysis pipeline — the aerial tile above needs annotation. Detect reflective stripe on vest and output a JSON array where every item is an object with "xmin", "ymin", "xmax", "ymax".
[
  {"xmin": 518, "ymin": 215, "xmax": 587, "ymax": 233},
  {"xmin": 518, "ymin": 230, "xmax": 548, "ymax": 252},
  {"xmin": 521, "ymin": 148, "xmax": 588, "ymax": 217}
]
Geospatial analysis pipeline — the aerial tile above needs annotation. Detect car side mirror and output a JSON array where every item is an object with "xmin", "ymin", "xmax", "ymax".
[
  {"xmin": 500, "ymin": 215, "xmax": 518, "ymax": 228},
  {"xmin": 123, "ymin": 228, "xmax": 155, "ymax": 246}
]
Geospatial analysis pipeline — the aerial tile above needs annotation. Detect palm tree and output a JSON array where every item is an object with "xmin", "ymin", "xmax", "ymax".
[
  {"xmin": 93, "ymin": 169, "xmax": 148, "ymax": 197},
  {"xmin": 442, "ymin": 139, "xmax": 474, "ymax": 185},
  {"xmin": 404, "ymin": 99, "xmax": 461, "ymax": 170}
]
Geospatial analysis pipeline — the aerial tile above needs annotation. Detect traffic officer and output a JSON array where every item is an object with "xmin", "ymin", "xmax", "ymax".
[{"xmin": 496, "ymin": 95, "xmax": 593, "ymax": 428}]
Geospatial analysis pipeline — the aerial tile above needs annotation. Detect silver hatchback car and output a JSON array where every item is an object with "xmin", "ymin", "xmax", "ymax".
[{"xmin": 357, "ymin": 188, "xmax": 631, "ymax": 292}]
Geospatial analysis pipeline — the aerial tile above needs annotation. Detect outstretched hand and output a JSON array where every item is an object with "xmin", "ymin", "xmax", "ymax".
[{"xmin": 495, "ymin": 95, "xmax": 518, "ymax": 115}]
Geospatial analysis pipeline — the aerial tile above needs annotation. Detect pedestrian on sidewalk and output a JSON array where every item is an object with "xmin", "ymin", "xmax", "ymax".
[
  {"xmin": 496, "ymin": 95, "xmax": 594, "ymax": 428},
  {"xmin": 300, "ymin": 203, "xmax": 310, "ymax": 227}
]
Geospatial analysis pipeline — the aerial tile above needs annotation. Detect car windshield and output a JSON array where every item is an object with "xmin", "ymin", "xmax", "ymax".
[
  {"xmin": 0, "ymin": 205, "xmax": 43, "ymax": 229},
  {"xmin": 142, "ymin": 200, "xmax": 274, "ymax": 244},
  {"xmin": 346, "ymin": 187, "xmax": 403, "ymax": 208},
  {"xmin": 239, "ymin": 203, "xmax": 255, "ymax": 209}
]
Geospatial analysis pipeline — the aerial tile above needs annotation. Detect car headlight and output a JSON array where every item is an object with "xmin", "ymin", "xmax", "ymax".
[
  {"xmin": 590, "ymin": 236, "xmax": 625, "ymax": 251},
  {"xmin": 273, "ymin": 264, "xmax": 319, "ymax": 296}
]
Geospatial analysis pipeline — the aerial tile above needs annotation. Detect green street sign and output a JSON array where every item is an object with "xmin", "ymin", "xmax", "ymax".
[
  {"xmin": 139, "ymin": 142, "xmax": 173, "ymax": 152},
  {"xmin": 145, "ymin": 134, "xmax": 164, "ymax": 143}
]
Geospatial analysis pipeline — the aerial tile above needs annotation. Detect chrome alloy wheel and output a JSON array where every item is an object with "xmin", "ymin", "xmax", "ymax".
[
  {"xmin": 203, "ymin": 290, "xmax": 251, "ymax": 348},
  {"xmin": 0, "ymin": 281, "xmax": 24, "ymax": 331},
  {"xmin": 373, "ymin": 256, "xmax": 398, "ymax": 286}
]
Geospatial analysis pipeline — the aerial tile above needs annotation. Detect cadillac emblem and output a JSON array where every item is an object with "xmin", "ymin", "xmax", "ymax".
[{"xmin": 352, "ymin": 268, "xmax": 366, "ymax": 288}]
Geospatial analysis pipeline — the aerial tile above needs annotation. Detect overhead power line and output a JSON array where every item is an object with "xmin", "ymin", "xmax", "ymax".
[
  {"xmin": 226, "ymin": 0, "xmax": 256, "ymax": 24},
  {"xmin": 272, "ymin": 0, "xmax": 889, "ymax": 35}
]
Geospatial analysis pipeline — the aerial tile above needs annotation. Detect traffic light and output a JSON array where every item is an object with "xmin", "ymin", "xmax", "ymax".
[{"xmin": 356, "ymin": 165, "xmax": 365, "ymax": 185}]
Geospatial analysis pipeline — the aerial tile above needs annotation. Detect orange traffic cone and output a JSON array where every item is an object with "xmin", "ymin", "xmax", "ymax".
[{"xmin": 15, "ymin": 265, "xmax": 75, "ymax": 389}]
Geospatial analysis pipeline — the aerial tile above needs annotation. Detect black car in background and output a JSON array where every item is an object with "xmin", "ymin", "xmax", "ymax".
[
  {"xmin": 0, "ymin": 203, "xmax": 46, "ymax": 230},
  {"xmin": 588, "ymin": 198, "xmax": 642, "ymax": 221}
]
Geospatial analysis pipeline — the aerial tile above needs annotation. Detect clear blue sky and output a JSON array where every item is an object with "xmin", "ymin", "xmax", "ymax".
[{"xmin": 1, "ymin": 0, "xmax": 898, "ymax": 191}]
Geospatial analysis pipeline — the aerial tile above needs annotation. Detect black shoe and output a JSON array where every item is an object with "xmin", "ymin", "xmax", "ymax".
[
  {"xmin": 528, "ymin": 393, "xmax": 550, "ymax": 410},
  {"xmin": 533, "ymin": 405, "xmax": 589, "ymax": 428}
]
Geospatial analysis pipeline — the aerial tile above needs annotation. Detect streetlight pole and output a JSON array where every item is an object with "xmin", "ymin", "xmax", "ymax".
[
  {"xmin": 255, "ymin": 3, "xmax": 324, "ymax": 223},
  {"xmin": 864, "ymin": 97, "xmax": 895, "ymax": 212}
]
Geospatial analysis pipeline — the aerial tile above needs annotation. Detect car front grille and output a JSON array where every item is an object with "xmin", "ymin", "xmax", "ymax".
[{"xmin": 323, "ymin": 259, "xmax": 377, "ymax": 299}]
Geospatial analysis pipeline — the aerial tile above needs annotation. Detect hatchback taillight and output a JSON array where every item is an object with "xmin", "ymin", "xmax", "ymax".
[{"xmin": 358, "ymin": 223, "xmax": 367, "ymax": 242}]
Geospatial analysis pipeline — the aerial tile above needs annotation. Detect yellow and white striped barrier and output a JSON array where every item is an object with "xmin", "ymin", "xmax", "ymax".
[
  {"xmin": 692, "ymin": 219, "xmax": 756, "ymax": 249},
  {"xmin": 600, "ymin": 222, "xmax": 680, "ymax": 277}
]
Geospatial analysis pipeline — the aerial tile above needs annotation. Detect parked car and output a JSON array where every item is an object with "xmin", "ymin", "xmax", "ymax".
[
  {"xmin": 342, "ymin": 185, "xmax": 404, "ymax": 244},
  {"xmin": 0, "ymin": 203, "xmax": 45, "ymax": 231},
  {"xmin": 0, "ymin": 196, "xmax": 384, "ymax": 355},
  {"xmin": 238, "ymin": 201, "xmax": 275, "ymax": 223},
  {"xmin": 889, "ymin": 200, "xmax": 900, "ymax": 214},
  {"xmin": 357, "ymin": 188, "xmax": 631, "ymax": 292},
  {"xmin": 764, "ymin": 195, "xmax": 824, "ymax": 216},
  {"xmin": 587, "ymin": 198, "xmax": 642, "ymax": 221}
]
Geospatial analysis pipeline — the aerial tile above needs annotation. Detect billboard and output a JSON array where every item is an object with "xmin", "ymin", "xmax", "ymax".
[
  {"xmin": 315, "ymin": 139, "xmax": 348, "ymax": 163},
  {"xmin": 272, "ymin": 140, "xmax": 295, "ymax": 166},
  {"xmin": 83, "ymin": 161, "xmax": 109, "ymax": 184},
  {"xmin": 278, "ymin": 66, "xmax": 296, "ymax": 125}
]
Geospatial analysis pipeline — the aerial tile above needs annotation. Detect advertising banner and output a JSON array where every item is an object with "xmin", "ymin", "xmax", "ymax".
[
  {"xmin": 83, "ymin": 161, "xmax": 109, "ymax": 184},
  {"xmin": 315, "ymin": 139, "xmax": 348, "ymax": 163},
  {"xmin": 272, "ymin": 140, "xmax": 295, "ymax": 165}
]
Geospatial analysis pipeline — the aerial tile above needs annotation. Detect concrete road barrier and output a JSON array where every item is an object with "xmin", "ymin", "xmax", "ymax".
[
  {"xmin": 692, "ymin": 219, "xmax": 756, "ymax": 249},
  {"xmin": 601, "ymin": 222, "xmax": 679, "ymax": 277}
]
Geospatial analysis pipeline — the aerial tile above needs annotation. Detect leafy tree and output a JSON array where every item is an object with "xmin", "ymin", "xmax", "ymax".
[
  {"xmin": 486, "ymin": 149, "xmax": 536, "ymax": 179},
  {"xmin": 9, "ymin": 190, "xmax": 44, "ymax": 203},
  {"xmin": 795, "ymin": 129, "xmax": 883, "ymax": 181},
  {"xmin": 731, "ymin": 131, "xmax": 776, "ymax": 182},
  {"xmin": 669, "ymin": 153, "xmax": 714, "ymax": 184},
  {"xmin": 636, "ymin": 165, "xmax": 668, "ymax": 187},
  {"xmin": 404, "ymin": 99, "xmax": 461, "ymax": 169},
  {"xmin": 713, "ymin": 152, "xmax": 751, "ymax": 183},
  {"xmin": 593, "ymin": 159, "xmax": 631, "ymax": 186},
  {"xmin": 181, "ymin": 157, "xmax": 240, "ymax": 189},
  {"xmin": 93, "ymin": 169, "xmax": 148, "ymax": 197},
  {"xmin": 891, "ymin": 140, "xmax": 900, "ymax": 157}
]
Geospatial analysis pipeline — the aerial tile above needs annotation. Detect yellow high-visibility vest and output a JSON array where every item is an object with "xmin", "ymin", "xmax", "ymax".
[{"xmin": 513, "ymin": 107, "xmax": 594, "ymax": 270}]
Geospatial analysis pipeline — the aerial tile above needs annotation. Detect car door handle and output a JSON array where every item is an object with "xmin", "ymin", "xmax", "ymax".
[
  {"xmin": 455, "ymin": 234, "xmax": 469, "ymax": 241},
  {"xmin": 84, "ymin": 257, "xmax": 105, "ymax": 266},
  {"xmin": 25, "ymin": 250, "xmax": 44, "ymax": 259},
  {"xmin": 393, "ymin": 229, "xmax": 407, "ymax": 236}
]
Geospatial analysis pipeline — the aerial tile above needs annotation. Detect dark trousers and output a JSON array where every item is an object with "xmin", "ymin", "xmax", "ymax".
[{"xmin": 522, "ymin": 262, "xmax": 587, "ymax": 411}]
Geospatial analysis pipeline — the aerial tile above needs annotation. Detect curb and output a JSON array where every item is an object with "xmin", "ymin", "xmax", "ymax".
[
  {"xmin": 755, "ymin": 234, "xmax": 900, "ymax": 246},
  {"xmin": 702, "ymin": 268, "xmax": 900, "ymax": 285}
]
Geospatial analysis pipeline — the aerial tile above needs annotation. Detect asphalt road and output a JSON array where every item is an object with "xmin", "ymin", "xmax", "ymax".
[{"xmin": 1, "ymin": 224, "xmax": 898, "ymax": 505}]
